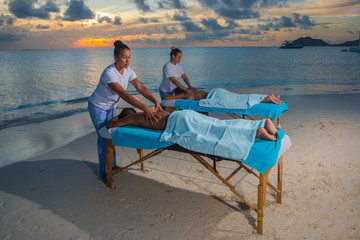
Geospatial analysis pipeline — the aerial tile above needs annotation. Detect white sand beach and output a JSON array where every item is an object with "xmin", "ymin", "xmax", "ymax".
[{"xmin": 0, "ymin": 94, "xmax": 359, "ymax": 240}]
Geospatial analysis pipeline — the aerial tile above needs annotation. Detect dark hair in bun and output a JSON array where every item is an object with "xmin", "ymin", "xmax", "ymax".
[
  {"xmin": 170, "ymin": 46, "xmax": 182, "ymax": 58},
  {"xmin": 114, "ymin": 40, "xmax": 130, "ymax": 56}
]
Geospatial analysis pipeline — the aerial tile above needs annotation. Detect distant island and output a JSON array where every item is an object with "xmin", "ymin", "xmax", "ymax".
[{"xmin": 289, "ymin": 37, "xmax": 358, "ymax": 47}]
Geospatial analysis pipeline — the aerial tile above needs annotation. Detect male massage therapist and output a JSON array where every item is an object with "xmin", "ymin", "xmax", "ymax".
[{"xmin": 88, "ymin": 40, "xmax": 163, "ymax": 181}]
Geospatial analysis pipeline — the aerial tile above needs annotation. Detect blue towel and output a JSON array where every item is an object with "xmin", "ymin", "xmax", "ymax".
[
  {"xmin": 199, "ymin": 88, "xmax": 266, "ymax": 109},
  {"xmin": 175, "ymin": 99, "xmax": 288, "ymax": 120},
  {"xmin": 159, "ymin": 110, "xmax": 265, "ymax": 161},
  {"xmin": 243, "ymin": 128, "xmax": 285, "ymax": 174},
  {"xmin": 112, "ymin": 126, "xmax": 173, "ymax": 149}
]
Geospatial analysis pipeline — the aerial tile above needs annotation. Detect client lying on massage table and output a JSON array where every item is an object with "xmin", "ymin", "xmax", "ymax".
[
  {"xmin": 106, "ymin": 108, "xmax": 278, "ymax": 141},
  {"xmin": 162, "ymin": 88, "xmax": 282, "ymax": 105}
]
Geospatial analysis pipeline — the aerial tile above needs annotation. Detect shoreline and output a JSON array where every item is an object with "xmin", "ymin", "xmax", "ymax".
[{"xmin": 0, "ymin": 93, "xmax": 359, "ymax": 239}]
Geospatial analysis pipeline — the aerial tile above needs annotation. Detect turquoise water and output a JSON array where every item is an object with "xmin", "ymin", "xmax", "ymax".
[{"xmin": 0, "ymin": 46, "xmax": 359, "ymax": 130}]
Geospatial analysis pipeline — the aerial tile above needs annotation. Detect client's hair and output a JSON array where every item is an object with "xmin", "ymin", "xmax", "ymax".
[
  {"xmin": 174, "ymin": 87, "xmax": 185, "ymax": 95},
  {"xmin": 118, "ymin": 108, "xmax": 136, "ymax": 119}
]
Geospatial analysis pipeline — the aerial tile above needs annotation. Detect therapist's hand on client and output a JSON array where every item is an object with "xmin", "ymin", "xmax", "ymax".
[{"xmin": 108, "ymin": 80, "xmax": 163, "ymax": 126}]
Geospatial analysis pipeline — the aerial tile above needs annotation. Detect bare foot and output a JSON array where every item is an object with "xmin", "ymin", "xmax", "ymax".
[
  {"xmin": 261, "ymin": 94, "xmax": 281, "ymax": 104},
  {"xmin": 256, "ymin": 127, "xmax": 276, "ymax": 141},
  {"xmin": 264, "ymin": 118, "xmax": 278, "ymax": 135},
  {"xmin": 269, "ymin": 93, "xmax": 282, "ymax": 104}
]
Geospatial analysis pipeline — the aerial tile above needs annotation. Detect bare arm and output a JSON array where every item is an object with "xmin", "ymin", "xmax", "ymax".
[
  {"xmin": 181, "ymin": 73, "xmax": 197, "ymax": 90},
  {"xmin": 168, "ymin": 76, "xmax": 188, "ymax": 92},
  {"xmin": 131, "ymin": 78, "xmax": 163, "ymax": 112},
  {"xmin": 107, "ymin": 82, "xmax": 150, "ymax": 111},
  {"xmin": 107, "ymin": 80, "xmax": 161, "ymax": 124}
]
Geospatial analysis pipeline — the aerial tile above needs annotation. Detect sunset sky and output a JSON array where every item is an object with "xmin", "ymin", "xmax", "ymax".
[{"xmin": 0, "ymin": 0, "xmax": 359, "ymax": 50}]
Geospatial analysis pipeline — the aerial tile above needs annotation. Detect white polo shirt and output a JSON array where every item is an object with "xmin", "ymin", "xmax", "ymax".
[{"xmin": 89, "ymin": 64, "xmax": 137, "ymax": 110}]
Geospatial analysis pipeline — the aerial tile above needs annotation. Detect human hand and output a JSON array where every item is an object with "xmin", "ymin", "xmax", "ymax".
[
  {"xmin": 189, "ymin": 86, "xmax": 197, "ymax": 90},
  {"xmin": 186, "ymin": 89, "xmax": 194, "ymax": 96},
  {"xmin": 143, "ymin": 105, "xmax": 161, "ymax": 125},
  {"xmin": 154, "ymin": 101, "xmax": 165, "ymax": 112}
]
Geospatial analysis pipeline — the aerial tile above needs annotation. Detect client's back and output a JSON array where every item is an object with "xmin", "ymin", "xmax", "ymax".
[{"xmin": 118, "ymin": 108, "xmax": 170, "ymax": 130}]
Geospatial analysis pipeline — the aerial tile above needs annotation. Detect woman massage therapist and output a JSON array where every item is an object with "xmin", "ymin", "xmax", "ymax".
[
  {"xmin": 158, "ymin": 46, "xmax": 197, "ymax": 101},
  {"xmin": 88, "ymin": 40, "xmax": 163, "ymax": 181}
]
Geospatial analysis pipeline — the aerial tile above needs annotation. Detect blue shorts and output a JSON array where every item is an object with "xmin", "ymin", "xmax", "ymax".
[{"xmin": 159, "ymin": 89, "xmax": 174, "ymax": 100}]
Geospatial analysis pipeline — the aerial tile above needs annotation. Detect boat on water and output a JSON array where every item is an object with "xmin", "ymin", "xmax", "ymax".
[
  {"xmin": 279, "ymin": 40, "xmax": 304, "ymax": 49},
  {"xmin": 349, "ymin": 37, "xmax": 360, "ymax": 52}
]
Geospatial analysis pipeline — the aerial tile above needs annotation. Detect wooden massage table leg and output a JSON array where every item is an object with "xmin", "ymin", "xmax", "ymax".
[
  {"xmin": 137, "ymin": 149, "xmax": 145, "ymax": 171},
  {"xmin": 257, "ymin": 168, "xmax": 272, "ymax": 235},
  {"xmin": 106, "ymin": 139, "xmax": 115, "ymax": 188},
  {"xmin": 277, "ymin": 156, "xmax": 283, "ymax": 203}
]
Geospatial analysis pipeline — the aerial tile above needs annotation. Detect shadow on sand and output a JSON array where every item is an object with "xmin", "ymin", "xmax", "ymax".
[{"xmin": 0, "ymin": 158, "xmax": 257, "ymax": 239}]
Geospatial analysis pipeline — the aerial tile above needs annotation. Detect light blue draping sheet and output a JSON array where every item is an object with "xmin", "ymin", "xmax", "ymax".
[
  {"xmin": 159, "ymin": 110, "xmax": 265, "ymax": 161},
  {"xmin": 199, "ymin": 88, "xmax": 266, "ymax": 109}
]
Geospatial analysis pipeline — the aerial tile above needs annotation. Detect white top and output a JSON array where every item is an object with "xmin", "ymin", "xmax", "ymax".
[
  {"xmin": 159, "ymin": 61, "xmax": 184, "ymax": 92},
  {"xmin": 89, "ymin": 64, "xmax": 137, "ymax": 110}
]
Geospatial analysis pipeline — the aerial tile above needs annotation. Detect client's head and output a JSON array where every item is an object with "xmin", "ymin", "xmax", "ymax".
[{"xmin": 118, "ymin": 108, "xmax": 136, "ymax": 119}]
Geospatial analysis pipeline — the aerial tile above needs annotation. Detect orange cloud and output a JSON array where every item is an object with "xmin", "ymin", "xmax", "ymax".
[{"xmin": 73, "ymin": 38, "xmax": 114, "ymax": 48}]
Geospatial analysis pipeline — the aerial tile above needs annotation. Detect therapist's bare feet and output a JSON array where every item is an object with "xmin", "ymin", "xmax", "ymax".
[
  {"xmin": 264, "ymin": 118, "xmax": 278, "ymax": 135},
  {"xmin": 256, "ymin": 127, "xmax": 276, "ymax": 141}
]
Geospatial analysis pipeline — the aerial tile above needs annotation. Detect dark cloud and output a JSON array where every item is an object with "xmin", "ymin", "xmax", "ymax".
[
  {"xmin": 8, "ymin": 0, "xmax": 60, "ymax": 19},
  {"xmin": 0, "ymin": 14, "xmax": 17, "ymax": 26},
  {"xmin": 158, "ymin": 0, "xmax": 186, "ymax": 9},
  {"xmin": 36, "ymin": 24, "xmax": 50, "ymax": 29},
  {"xmin": 138, "ymin": 17, "xmax": 149, "ymax": 23},
  {"xmin": 172, "ymin": 11, "xmax": 191, "ymax": 21},
  {"xmin": 256, "ymin": 0, "xmax": 286, "ymax": 8},
  {"xmin": 233, "ymin": 28, "xmax": 261, "ymax": 35},
  {"xmin": 131, "ymin": 0, "xmax": 151, "ymax": 12},
  {"xmin": 113, "ymin": 16, "xmax": 122, "ymax": 25},
  {"xmin": 291, "ymin": 13, "xmax": 315, "ymax": 30},
  {"xmin": 201, "ymin": 18, "xmax": 227, "ymax": 30},
  {"xmin": 163, "ymin": 26, "xmax": 179, "ymax": 34},
  {"xmin": 63, "ymin": 0, "xmax": 95, "ymax": 21},
  {"xmin": 257, "ymin": 13, "xmax": 315, "ymax": 31},
  {"xmin": 137, "ymin": 17, "xmax": 159, "ymax": 23},
  {"xmin": 181, "ymin": 21, "xmax": 205, "ymax": 32},
  {"xmin": 216, "ymin": 8, "xmax": 259, "ymax": 19},
  {"xmin": 197, "ymin": 0, "xmax": 285, "ymax": 19},
  {"xmin": 201, "ymin": 18, "xmax": 238, "ymax": 30},
  {"xmin": 348, "ymin": 30, "xmax": 354, "ymax": 34},
  {"xmin": 98, "ymin": 16, "xmax": 112, "ymax": 24},
  {"xmin": 278, "ymin": 16, "xmax": 296, "ymax": 28},
  {"xmin": 0, "ymin": 30, "xmax": 25, "ymax": 42},
  {"xmin": 236, "ymin": 36, "xmax": 261, "ymax": 41},
  {"xmin": 184, "ymin": 32, "xmax": 213, "ymax": 42}
]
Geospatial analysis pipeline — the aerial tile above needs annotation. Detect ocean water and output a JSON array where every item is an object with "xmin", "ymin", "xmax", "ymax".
[
  {"xmin": 1, "ymin": 46, "xmax": 359, "ymax": 130},
  {"xmin": 0, "ymin": 46, "xmax": 359, "ymax": 165}
]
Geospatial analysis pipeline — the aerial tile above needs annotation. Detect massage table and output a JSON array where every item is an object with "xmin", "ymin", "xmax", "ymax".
[
  {"xmin": 99, "ymin": 125, "xmax": 291, "ymax": 235},
  {"xmin": 161, "ymin": 98, "xmax": 288, "ymax": 126}
]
